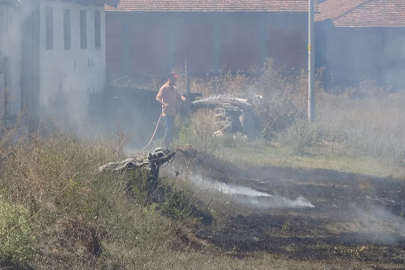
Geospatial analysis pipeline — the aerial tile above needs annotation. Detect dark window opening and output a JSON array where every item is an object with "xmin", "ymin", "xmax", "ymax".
[
  {"xmin": 0, "ymin": 58, "xmax": 10, "ymax": 117},
  {"xmin": 95, "ymin": 10, "xmax": 101, "ymax": 48},
  {"xmin": 63, "ymin": 9, "xmax": 71, "ymax": 50},
  {"xmin": 0, "ymin": 6, "xmax": 10, "ymax": 45},
  {"xmin": 80, "ymin": 10, "xmax": 87, "ymax": 49},
  {"xmin": 0, "ymin": 6, "xmax": 3, "ymax": 44},
  {"xmin": 45, "ymin": 7, "xmax": 53, "ymax": 50}
]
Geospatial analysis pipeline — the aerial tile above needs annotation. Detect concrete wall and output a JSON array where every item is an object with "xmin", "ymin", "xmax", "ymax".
[
  {"xmin": 38, "ymin": 1, "xmax": 106, "ymax": 121},
  {"xmin": 0, "ymin": 3, "xmax": 22, "ymax": 117},
  {"xmin": 316, "ymin": 23, "xmax": 405, "ymax": 88},
  {"xmin": 106, "ymin": 12, "xmax": 308, "ymax": 80}
]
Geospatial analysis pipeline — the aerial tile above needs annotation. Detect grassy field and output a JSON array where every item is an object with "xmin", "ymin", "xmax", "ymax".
[
  {"xmin": 1, "ymin": 120, "xmax": 405, "ymax": 269},
  {"xmin": 1, "ymin": 129, "xmax": 404, "ymax": 269},
  {"xmin": 217, "ymin": 141, "xmax": 405, "ymax": 178},
  {"xmin": 2, "ymin": 62, "xmax": 405, "ymax": 269}
]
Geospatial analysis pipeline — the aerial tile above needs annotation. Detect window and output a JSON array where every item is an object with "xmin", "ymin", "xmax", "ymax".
[
  {"xmin": 95, "ymin": 10, "xmax": 101, "ymax": 48},
  {"xmin": 80, "ymin": 10, "xmax": 87, "ymax": 49},
  {"xmin": 45, "ymin": 7, "xmax": 53, "ymax": 50},
  {"xmin": 63, "ymin": 9, "xmax": 71, "ymax": 50},
  {"xmin": 0, "ymin": 6, "xmax": 3, "ymax": 45},
  {"xmin": 372, "ymin": 32, "xmax": 384, "ymax": 44},
  {"xmin": 0, "ymin": 6, "xmax": 10, "ymax": 45}
]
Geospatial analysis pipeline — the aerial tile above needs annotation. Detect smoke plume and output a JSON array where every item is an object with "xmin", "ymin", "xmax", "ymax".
[{"xmin": 190, "ymin": 174, "xmax": 314, "ymax": 209}]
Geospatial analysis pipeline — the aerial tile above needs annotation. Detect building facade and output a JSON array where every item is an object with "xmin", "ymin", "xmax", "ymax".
[
  {"xmin": 315, "ymin": 0, "xmax": 405, "ymax": 88},
  {"xmin": 105, "ymin": 0, "xmax": 310, "ymax": 81},
  {"xmin": 1, "ymin": 0, "xmax": 119, "ymax": 124},
  {"xmin": 38, "ymin": 1, "xmax": 106, "ymax": 106},
  {"xmin": 0, "ymin": 0, "xmax": 22, "ymax": 118}
]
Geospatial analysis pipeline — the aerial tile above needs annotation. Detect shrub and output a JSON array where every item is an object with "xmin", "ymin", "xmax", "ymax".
[
  {"xmin": 279, "ymin": 120, "xmax": 319, "ymax": 155},
  {"xmin": 175, "ymin": 110, "xmax": 219, "ymax": 153},
  {"xmin": 255, "ymin": 94, "xmax": 303, "ymax": 140},
  {"xmin": 252, "ymin": 60, "xmax": 306, "ymax": 139},
  {"xmin": 0, "ymin": 201, "xmax": 35, "ymax": 263}
]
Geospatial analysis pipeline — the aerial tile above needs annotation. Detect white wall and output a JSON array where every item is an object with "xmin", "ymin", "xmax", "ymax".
[
  {"xmin": 38, "ymin": 1, "xmax": 106, "ymax": 123},
  {"xmin": 0, "ymin": 4, "xmax": 22, "ymax": 116}
]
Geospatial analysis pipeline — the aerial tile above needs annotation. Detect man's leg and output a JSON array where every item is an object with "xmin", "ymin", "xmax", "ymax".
[{"xmin": 163, "ymin": 116, "xmax": 175, "ymax": 149}]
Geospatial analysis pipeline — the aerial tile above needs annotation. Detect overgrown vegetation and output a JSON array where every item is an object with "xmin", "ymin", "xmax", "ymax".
[
  {"xmin": 2, "ymin": 58, "xmax": 405, "ymax": 269},
  {"xmin": 0, "ymin": 123, "xmax": 357, "ymax": 269},
  {"xmin": 174, "ymin": 59, "xmax": 405, "ymax": 166},
  {"xmin": 0, "ymin": 125, "xmax": 211, "ymax": 269},
  {"xmin": 0, "ymin": 201, "xmax": 35, "ymax": 263}
]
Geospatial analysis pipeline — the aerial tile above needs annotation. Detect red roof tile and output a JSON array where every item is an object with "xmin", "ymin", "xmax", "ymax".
[
  {"xmin": 316, "ymin": 0, "xmax": 405, "ymax": 27},
  {"xmin": 105, "ymin": 0, "xmax": 311, "ymax": 13}
]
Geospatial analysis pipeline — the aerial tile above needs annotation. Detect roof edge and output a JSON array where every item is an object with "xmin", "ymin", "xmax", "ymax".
[
  {"xmin": 105, "ymin": 10, "xmax": 312, "ymax": 14},
  {"xmin": 0, "ymin": 0, "xmax": 23, "ymax": 8}
]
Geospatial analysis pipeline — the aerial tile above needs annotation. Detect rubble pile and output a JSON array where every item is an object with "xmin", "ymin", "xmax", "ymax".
[{"xmin": 191, "ymin": 95, "xmax": 258, "ymax": 140}]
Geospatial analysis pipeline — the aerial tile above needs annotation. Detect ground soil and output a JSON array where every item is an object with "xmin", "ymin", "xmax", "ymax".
[{"xmin": 172, "ymin": 149, "xmax": 405, "ymax": 269}]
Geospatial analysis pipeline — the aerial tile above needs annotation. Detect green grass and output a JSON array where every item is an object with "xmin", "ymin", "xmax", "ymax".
[{"xmin": 218, "ymin": 141, "xmax": 405, "ymax": 178}]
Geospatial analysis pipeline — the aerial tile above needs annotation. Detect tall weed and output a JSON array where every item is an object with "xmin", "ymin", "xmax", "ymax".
[
  {"xmin": 175, "ymin": 110, "xmax": 219, "ymax": 153},
  {"xmin": 316, "ymin": 93, "xmax": 405, "ymax": 162},
  {"xmin": 280, "ymin": 120, "xmax": 319, "ymax": 155}
]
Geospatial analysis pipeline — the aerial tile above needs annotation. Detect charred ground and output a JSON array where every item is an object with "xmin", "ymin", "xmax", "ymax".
[{"xmin": 169, "ymin": 147, "xmax": 405, "ymax": 268}]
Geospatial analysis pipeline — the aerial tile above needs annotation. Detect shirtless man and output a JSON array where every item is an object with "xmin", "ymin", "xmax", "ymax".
[{"xmin": 156, "ymin": 72, "xmax": 188, "ymax": 149}]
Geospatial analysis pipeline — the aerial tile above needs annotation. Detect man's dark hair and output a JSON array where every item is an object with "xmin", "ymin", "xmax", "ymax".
[{"xmin": 168, "ymin": 71, "xmax": 179, "ymax": 79}]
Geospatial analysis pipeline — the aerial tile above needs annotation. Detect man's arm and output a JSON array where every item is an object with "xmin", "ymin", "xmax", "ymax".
[
  {"xmin": 156, "ymin": 86, "xmax": 165, "ymax": 105},
  {"xmin": 177, "ymin": 91, "xmax": 191, "ymax": 110},
  {"xmin": 176, "ymin": 89, "xmax": 188, "ymax": 102}
]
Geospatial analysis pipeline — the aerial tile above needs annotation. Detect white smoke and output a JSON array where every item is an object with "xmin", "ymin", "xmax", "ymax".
[{"xmin": 190, "ymin": 174, "xmax": 314, "ymax": 209}]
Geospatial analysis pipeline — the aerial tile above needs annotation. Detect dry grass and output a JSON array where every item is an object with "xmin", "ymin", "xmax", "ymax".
[
  {"xmin": 0, "ymin": 123, "xmax": 375, "ymax": 270},
  {"xmin": 0, "ymin": 125, "xmax": 192, "ymax": 269},
  {"xmin": 2, "ymin": 59, "xmax": 405, "ymax": 269},
  {"xmin": 316, "ymin": 92, "xmax": 405, "ymax": 163},
  {"xmin": 175, "ymin": 109, "xmax": 219, "ymax": 153},
  {"xmin": 174, "ymin": 59, "xmax": 405, "ymax": 168}
]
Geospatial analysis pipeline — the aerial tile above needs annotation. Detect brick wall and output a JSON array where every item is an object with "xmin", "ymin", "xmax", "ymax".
[
  {"xmin": 173, "ymin": 22, "xmax": 215, "ymax": 73},
  {"xmin": 128, "ymin": 22, "xmax": 167, "ymax": 74},
  {"xmin": 106, "ymin": 15, "xmax": 124, "ymax": 80},
  {"xmin": 266, "ymin": 25, "xmax": 307, "ymax": 70},
  {"xmin": 106, "ymin": 13, "xmax": 307, "ymax": 79},
  {"xmin": 221, "ymin": 21, "xmax": 260, "ymax": 72}
]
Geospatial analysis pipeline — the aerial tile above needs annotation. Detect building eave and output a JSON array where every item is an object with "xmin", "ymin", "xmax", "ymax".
[
  {"xmin": 61, "ymin": 0, "xmax": 120, "ymax": 7},
  {"xmin": 16, "ymin": 0, "xmax": 120, "ymax": 8},
  {"xmin": 0, "ymin": 0, "xmax": 23, "ymax": 8}
]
